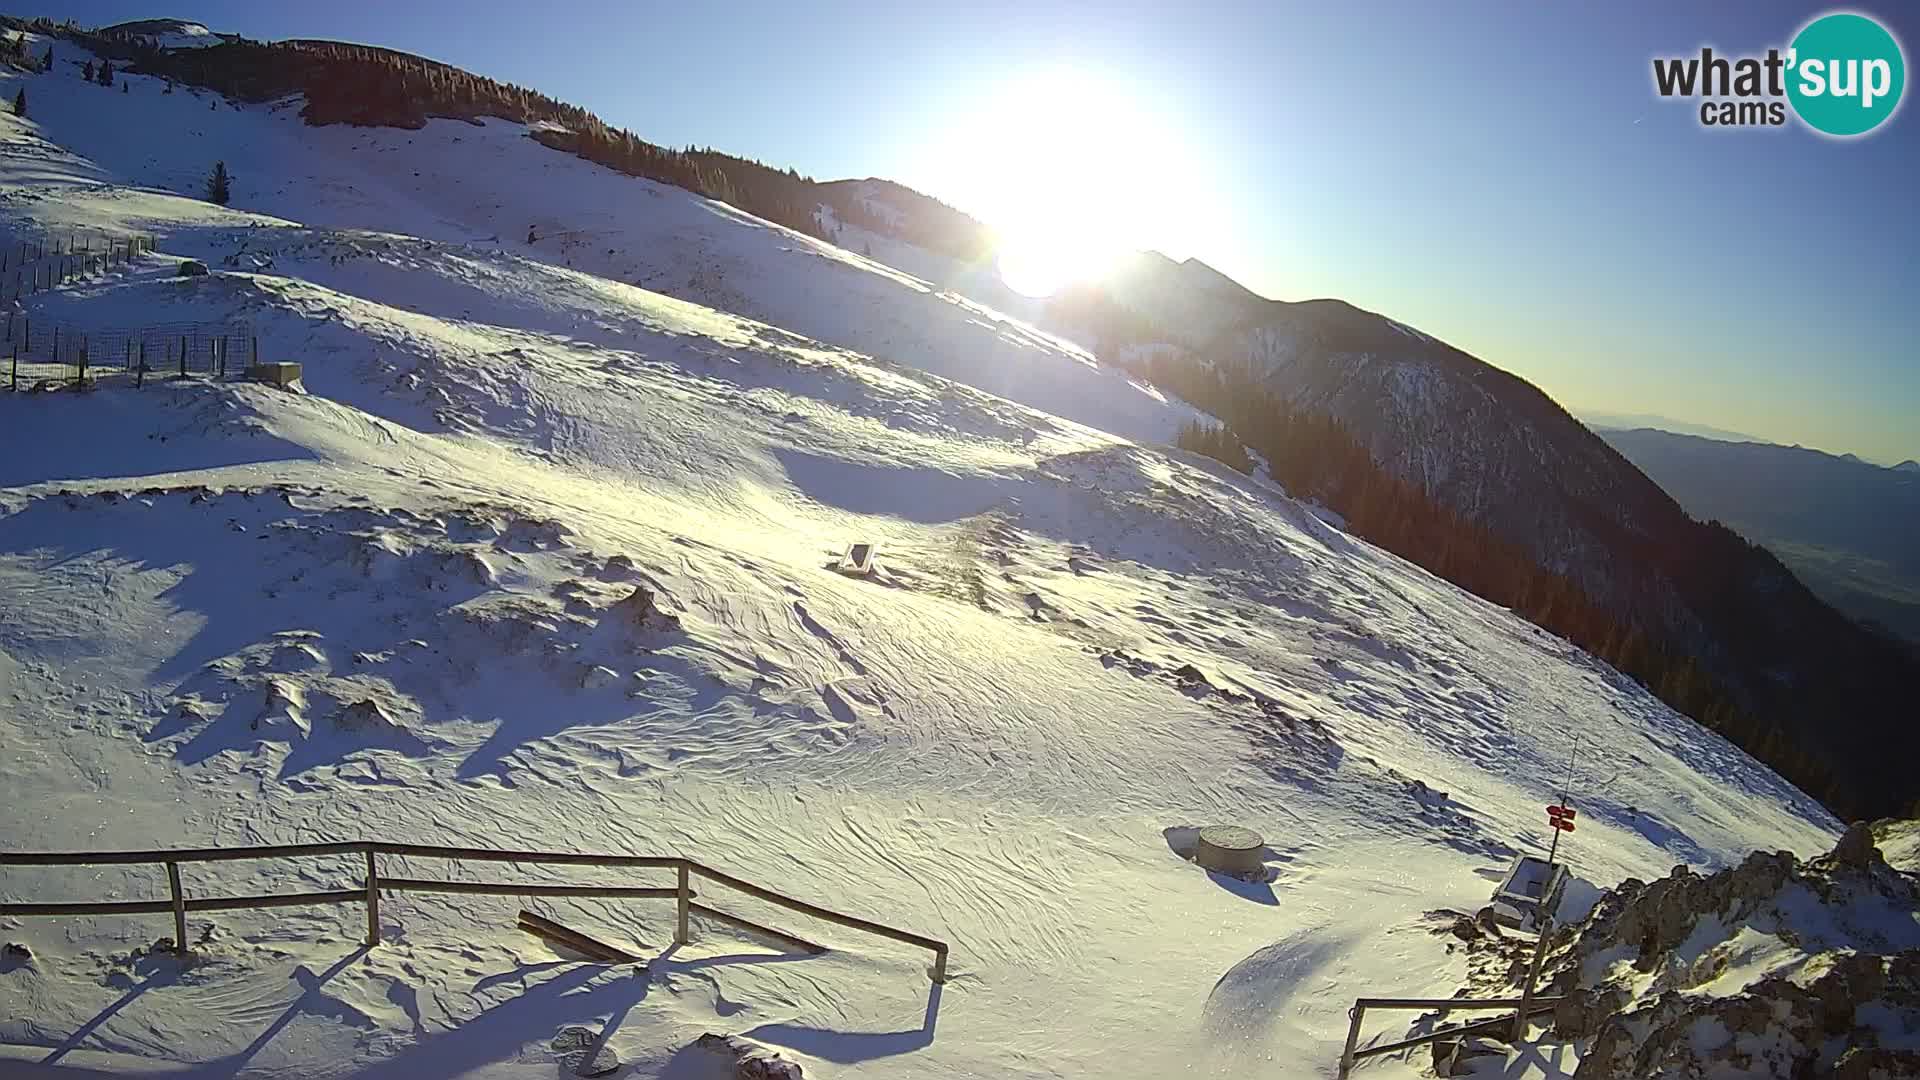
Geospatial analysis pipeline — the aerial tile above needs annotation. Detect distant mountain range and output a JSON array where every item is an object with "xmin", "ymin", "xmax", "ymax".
[
  {"xmin": 1579, "ymin": 412, "xmax": 1764, "ymax": 444},
  {"xmin": 1596, "ymin": 428, "xmax": 1920, "ymax": 644}
]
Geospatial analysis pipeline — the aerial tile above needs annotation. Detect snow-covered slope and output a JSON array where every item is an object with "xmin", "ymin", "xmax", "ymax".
[
  {"xmin": 0, "ymin": 32, "xmax": 1844, "ymax": 1080},
  {"xmin": 97, "ymin": 18, "xmax": 230, "ymax": 51},
  {"xmin": 7, "ymin": 43, "xmax": 1179, "ymax": 446}
]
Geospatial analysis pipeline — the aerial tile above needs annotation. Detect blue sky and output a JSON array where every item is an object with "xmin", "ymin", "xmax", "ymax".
[{"xmin": 35, "ymin": 2, "xmax": 1920, "ymax": 463}]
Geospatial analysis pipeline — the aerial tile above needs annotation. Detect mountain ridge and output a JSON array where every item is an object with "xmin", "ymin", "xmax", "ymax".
[{"xmin": 21, "ymin": 11, "xmax": 1914, "ymax": 817}]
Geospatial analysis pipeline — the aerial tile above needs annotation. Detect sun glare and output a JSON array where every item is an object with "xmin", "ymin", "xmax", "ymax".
[
  {"xmin": 937, "ymin": 68, "xmax": 1169, "ymax": 298},
  {"xmin": 996, "ymin": 222, "xmax": 1122, "ymax": 299}
]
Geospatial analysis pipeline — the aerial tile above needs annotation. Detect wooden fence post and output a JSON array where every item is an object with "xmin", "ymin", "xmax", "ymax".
[
  {"xmin": 675, "ymin": 862, "xmax": 690, "ymax": 945},
  {"xmin": 1512, "ymin": 918, "xmax": 1554, "ymax": 1041},
  {"xmin": 10, "ymin": 346, "xmax": 16, "ymax": 392},
  {"xmin": 364, "ymin": 850, "xmax": 380, "ymax": 947},
  {"xmin": 179, "ymin": 335, "xmax": 186, "ymax": 378},
  {"xmin": 166, "ymin": 862, "xmax": 187, "ymax": 954},
  {"xmin": 1338, "ymin": 1002, "xmax": 1366, "ymax": 1078}
]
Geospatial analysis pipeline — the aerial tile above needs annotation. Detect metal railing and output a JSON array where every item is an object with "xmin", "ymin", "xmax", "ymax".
[
  {"xmin": 1338, "ymin": 916, "xmax": 1562, "ymax": 1076},
  {"xmin": 0, "ymin": 841, "xmax": 950, "ymax": 982},
  {"xmin": 1337, "ymin": 996, "xmax": 1563, "ymax": 1076},
  {"xmin": 3, "ymin": 315, "xmax": 258, "ymax": 389}
]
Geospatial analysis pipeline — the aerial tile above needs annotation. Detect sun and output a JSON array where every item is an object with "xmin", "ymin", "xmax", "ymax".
[
  {"xmin": 996, "ymin": 220, "xmax": 1122, "ymax": 299},
  {"xmin": 931, "ymin": 68, "xmax": 1165, "ymax": 298}
]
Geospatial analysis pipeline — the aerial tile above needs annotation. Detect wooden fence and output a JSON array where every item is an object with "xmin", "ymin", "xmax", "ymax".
[
  {"xmin": 1337, "ymin": 917, "xmax": 1562, "ymax": 1075},
  {"xmin": 0, "ymin": 841, "xmax": 949, "ymax": 982}
]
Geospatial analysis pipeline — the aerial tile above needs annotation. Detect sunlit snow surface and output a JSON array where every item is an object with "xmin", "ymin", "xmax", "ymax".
[{"xmin": 0, "ymin": 36, "xmax": 1837, "ymax": 1079}]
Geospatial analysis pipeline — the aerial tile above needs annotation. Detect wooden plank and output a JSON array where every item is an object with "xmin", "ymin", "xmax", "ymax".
[
  {"xmin": 166, "ymin": 862, "xmax": 187, "ymax": 953},
  {"xmin": 1352, "ymin": 1002, "xmax": 1559, "ymax": 1062},
  {"xmin": 186, "ymin": 890, "xmax": 363, "ymax": 912},
  {"xmin": 688, "ymin": 860, "xmax": 946, "ymax": 955},
  {"xmin": 379, "ymin": 877, "xmax": 679, "ymax": 900},
  {"xmin": 516, "ymin": 910, "xmax": 640, "ymax": 963},
  {"xmin": 1353, "ymin": 996, "xmax": 1562, "ymax": 1010},
  {"xmin": 0, "ymin": 843, "xmax": 682, "ymax": 869},
  {"xmin": 364, "ymin": 851, "xmax": 379, "ymax": 947},
  {"xmin": 0, "ymin": 842, "xmax": 370, "ymax": 866},
  {"xmin": 676, "ymin": 863, "xmax": 689, "ymax": 945},
  {"xmin": 689, "ymin": 901, "xmax": 827, "ymax": 954},
  {"xmin": 0, "ymin": 898, "xmax": 177, "ymax": 916},
  {"xmin": 373, "ymin": 844, "xmax": 681, "ymax": 869}
]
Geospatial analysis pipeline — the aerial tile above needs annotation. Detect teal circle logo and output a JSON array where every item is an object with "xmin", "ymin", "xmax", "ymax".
[{"xmin": 1787, "ymin": 13, "xmax": 1906, "ymax": 136}]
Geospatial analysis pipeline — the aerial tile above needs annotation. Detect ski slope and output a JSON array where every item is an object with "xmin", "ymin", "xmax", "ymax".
[{"xmin": 0, "ymin": 34, "xmax": 1842, "ymax": 1080}]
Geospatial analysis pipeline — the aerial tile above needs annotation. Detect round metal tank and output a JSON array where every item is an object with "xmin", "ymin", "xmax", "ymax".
[{"xmin": 1194, "ymin": 825, "xmax": 1265, "ymax": 875}]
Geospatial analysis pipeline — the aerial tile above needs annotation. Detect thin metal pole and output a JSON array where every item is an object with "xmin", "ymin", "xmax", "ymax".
[
  {"xmin": 1558, "ymin": 736, "xmax": 1580, "ymax": 805},
  {"xmin": 364, "ymin": 850, "xmax": 379, "ymax": 946},
  {"xmin": 675, "ymin": 862, "xmax": 690, "ymax": 945},
  {"xmin": 166, "ymin": 862, "xmax": 187, "ymax": 954}
]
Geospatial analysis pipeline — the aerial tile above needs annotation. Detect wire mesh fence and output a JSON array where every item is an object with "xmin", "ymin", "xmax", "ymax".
[
  {"xmin": 3, "ymin": 314, "xmax": 257, "ymax": 391},
  {"xmin": 0, "ymin": 231, "xmax": 157, "ymax": 304}
]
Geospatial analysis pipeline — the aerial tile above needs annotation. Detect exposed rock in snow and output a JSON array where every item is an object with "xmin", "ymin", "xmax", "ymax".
[
  {"xmin": 550, "ymin": 1026, "xmax": 620, "ymax": 1077},
  {"xmin": 579, "ymin": 664, "xmax": 621, "ymax": 690},
  {"xmin": 1875, "ymin": 816, "xmax": 1920, "ymax": 874},
  {"xmin": 0, "ymin": 943, "xmax": 31, "ymax": 972},
  {"xmin": 692, "ymin": 1033, "xmax": 803, "ymax": 1079},
  {"xmin": 333, "ymin": 698, "xmax": 403, "ymax": 733},
  {"xmin": 1453, "ymin": 824, "xmax": 1920, "ymax": 1078},
  {"xmin": 611, "ymin": 584, "xmax": 677, "ymax": 630},
  {"xmin": 598, "ymin": 553, "xmax": 640, "ymax": 580},
  {"xmin": 253, "ymin": 678, "xmax": 308, "ymax": 735}
]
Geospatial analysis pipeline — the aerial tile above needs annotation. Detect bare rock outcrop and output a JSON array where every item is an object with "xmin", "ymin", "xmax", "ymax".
[
  {"xmin": 691, "ymin": 1033, "xmax": 803, "ymax": 1078},
  {"xmin": 1475, "ymin": 822, "xmax": 1920, "ymax": 1077}
]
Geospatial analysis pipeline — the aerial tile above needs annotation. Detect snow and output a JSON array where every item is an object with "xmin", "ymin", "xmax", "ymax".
[
  {"xmin": 7, "ymin": 46, "xmax": 1181, "ymax": 445},
  {"xmin": 101, "ymin": 20, "xmax": 227, "ymax": 51},
  {"xmin": 0, "ymin": 35, "xmax": 1846, "ymax": 1080},
  {"xmin": 1876, "ymin": 817, "xmax": 1920, "ymax": 873}
]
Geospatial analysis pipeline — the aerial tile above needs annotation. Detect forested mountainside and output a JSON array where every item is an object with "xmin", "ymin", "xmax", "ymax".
[{"xmin": 1115, "ymin": 285, "xmax": 1920, "ymax": 819}]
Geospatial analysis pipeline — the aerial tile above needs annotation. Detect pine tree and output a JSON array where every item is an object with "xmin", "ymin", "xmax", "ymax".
[
  {"xmin": 206, "ymin": 160, "xmax": 231, "ymax": 205},
  {"xmin": 98, "ymin": 60, "xmax": 114, "ymax": 87},
  {"xmin": 83, "ymin": 59, "xmax": 94, "ymax": 81},
  {"xmin": 12, "ymin": 88, "xmax": 24, "ymax": 117}
]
